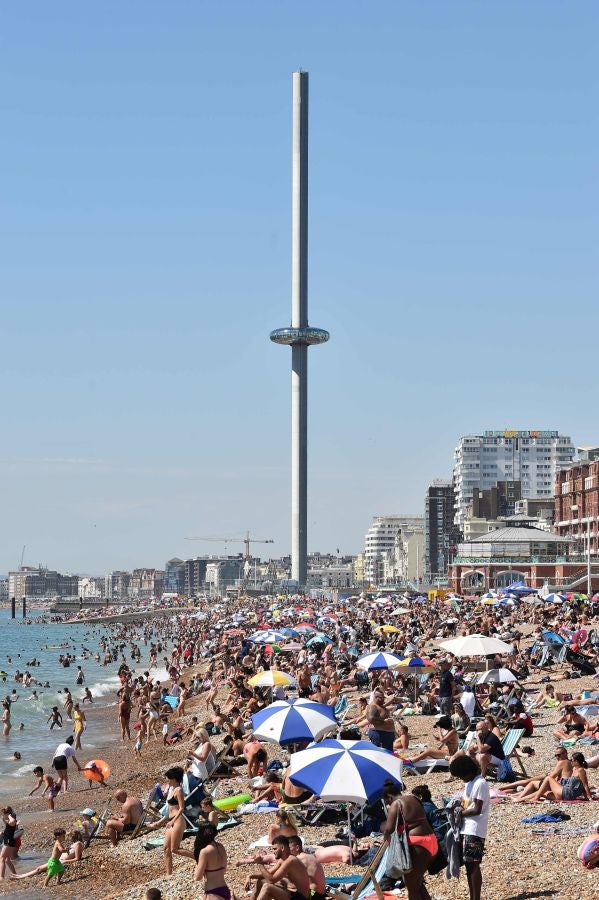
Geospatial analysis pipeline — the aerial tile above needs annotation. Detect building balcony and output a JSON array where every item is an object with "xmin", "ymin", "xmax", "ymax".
[{"xmin": 452, "ymin": 554, "xmax": 591, "ymax": 565}]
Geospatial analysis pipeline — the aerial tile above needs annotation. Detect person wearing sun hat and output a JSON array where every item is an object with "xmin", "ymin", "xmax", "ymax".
[{"xmin": 77, "ymin": 808, "xmax": 96, "ymax": 842}]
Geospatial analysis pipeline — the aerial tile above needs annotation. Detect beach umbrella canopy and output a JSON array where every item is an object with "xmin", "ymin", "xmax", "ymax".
[
  {"xmin": 289, "ymin": 738, "xmax": 403, "ymax": 804},
  {"xmin": 248, "ymin": 670, "xmax": 296, "ymax": 688},
  {"xmin": 280, "ymin": 627, "xmax": 301, "ymax": 638},
  {"xmin": 295, "ymin": 624, "xmax": 317, "ymax": 635},
  {"xmin": 397, "ymin": 657, "xmax": 435, "ymax": 673},
  {"xmin": 306, "ymin": 633, "xmax": 333, "ymax": 646},
  {"xmin": 390, "ymin": 607, "xmax": 410, "ymax": 616},
  {"xmin": 251, "ymin": 699, "xmax": 337, "ymax": 745},
  {"xmin": 317, "ymin": 616, "xmax": 338, "ymax": 626},
  {"xmin": 476, "ymin": 668, "xmax": 518, "ymax": 685},
  {"xmin": 356, "ymin": 651, "xmax": 404, "ymax": 671},
  {"xmin": 544, "ymin": 594, "xmax": 565, "ymax": 604},
  {"xmin": 248, "ymin": 630, "xmax": 287, "ymax": 644},
  {"xmin": 374, "ymin": 624, "xmax": 401, "ymax": 634},
  {"xmin": 279, "ymin": 641, "xmax": 304, "ymax": 652},
  {"xmin": 438, "ymin": 634, "xmax": 513, "ymax": 657}
]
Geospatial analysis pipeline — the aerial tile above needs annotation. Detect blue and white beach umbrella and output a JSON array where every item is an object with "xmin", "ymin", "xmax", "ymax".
[
  {"xmin": 356, "ymin": 651, "xmax": 404, "ymax": 671},
  {"xmin": 289, "ymin": 738, "xmax": 403, "ymax": 805},
  {"xmin": 306, "ymin": 633, "xmax": 334, "ymax": 646},
  {"xmin": 251, "ymin": 699, "xmax": 337, "ymax": 745},
  {"xmin": 247, "ymin": 630, "xmax": 287, "ymax": 644},
  {"xmin": 544, "ymin": 594, "xmax": 565, "ymax": 604}
]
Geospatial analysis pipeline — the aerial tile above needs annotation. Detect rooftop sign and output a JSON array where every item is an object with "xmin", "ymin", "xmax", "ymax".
[{"xmin": 483, "ymin": 430, "xmax": 558, "ymax": 438}]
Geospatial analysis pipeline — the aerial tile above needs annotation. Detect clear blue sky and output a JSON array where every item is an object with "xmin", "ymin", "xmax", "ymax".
[{"xmin": 1, "ymin": 2, "xmax": 597, "ymax": 574}]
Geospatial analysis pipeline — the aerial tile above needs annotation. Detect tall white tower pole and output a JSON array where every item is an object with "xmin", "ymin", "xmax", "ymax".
[{"xmin": 271, "ymin": 71, "xmax": 329, "ymax": 587}]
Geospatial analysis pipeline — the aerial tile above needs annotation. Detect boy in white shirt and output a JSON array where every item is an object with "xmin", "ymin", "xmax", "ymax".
[{"xmin": 449, "ymin": 754, "xmax": 490, "ymax": 900}]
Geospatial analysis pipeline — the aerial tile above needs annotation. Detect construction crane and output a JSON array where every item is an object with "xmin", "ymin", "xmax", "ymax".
[{"xmin": 184, "ymin": 531, "xmax": 274, "ymax": 560}]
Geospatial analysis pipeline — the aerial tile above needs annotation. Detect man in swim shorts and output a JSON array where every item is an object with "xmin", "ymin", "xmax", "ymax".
[
  {"xmin": 288, "ymin": 836, "xmax": 326, "ymax": 900},
  {"xmin": 249, "ymin": 836, "xmax": 311, "ymax": 900},
  {"xmin": 105, "ymin": 790, "xmax": 143, "ymax": 845}
]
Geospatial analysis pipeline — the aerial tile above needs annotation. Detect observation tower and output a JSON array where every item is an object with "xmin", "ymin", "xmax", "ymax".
[{"xmin": 270, "ymin": 71, "xmax": 329, "ymax": 587}]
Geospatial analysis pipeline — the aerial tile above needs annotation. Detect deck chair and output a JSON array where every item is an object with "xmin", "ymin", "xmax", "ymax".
[
  {"xmin": 412, "ymin": 728, "xmax": 477, "ymax": 774},
  {"xmin": 335, "ymin": 695, "xmax": 349, "ymax": 724},
  {"xmin": 500, "ymin": 727, "xmax": 527, "ymax": 776},
  {"xmin": 129, "ymin": 784, "xmax": 162, "ymax": 839},
  {"xmin": 205, "ymin": 745, "xmax": 236, "ymax": 782},
  {"xmin": 84, "ymin": 798, "xmax": 112, "ymax": 848},
  {"xmin": 485, "ymin": 728, "xmax": 527, "ymax": 778},
  {"xmin": 349, "ymin": 842, "xmax": 388, "ymax": 900}
]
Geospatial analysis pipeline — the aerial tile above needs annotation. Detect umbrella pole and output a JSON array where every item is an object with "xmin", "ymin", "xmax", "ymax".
[{"xmin": 347, "ymin": 803, "xmax": 353, "ymax": 865}]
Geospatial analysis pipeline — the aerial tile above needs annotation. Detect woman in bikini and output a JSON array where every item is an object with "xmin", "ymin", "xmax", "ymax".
[
  {"xmin": 382, "ymin": 780, "xmax": 437, "ymax": 900},
  {"xmin": 147, "ymin": 766, "xmax": 186, "ymax": 874},
  {"xmin": 516, "ymin": 752, "xmax": 592, "ymax": 803},
  {"xmin": 177, "ymin": 820, "xmax": 230, "ymax": 899}
]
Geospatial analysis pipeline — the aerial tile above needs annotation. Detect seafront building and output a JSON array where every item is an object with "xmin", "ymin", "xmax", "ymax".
[
  {"xmin": 453, "ymin": 430, "xmax": 574, "ymax": 529},
  {"xmin": 448, "ymin": 517, "xmax": 585, "ymax": 592},
  {"xmin": 424, "ymin": 481, "xmax": 455, "ymax": 579},
  {"xmin": 363, "ymin": 516, "xmax": 424, "ymax": 585},
  {"xmin": 554, "ymin": 446, "xmax": 599, "ymax": 557}
]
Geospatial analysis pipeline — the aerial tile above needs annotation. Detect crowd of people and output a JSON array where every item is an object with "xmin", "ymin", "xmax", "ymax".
[{"xmin": 3, "ymin": 589, "xmax": 599, "ymax": 898}]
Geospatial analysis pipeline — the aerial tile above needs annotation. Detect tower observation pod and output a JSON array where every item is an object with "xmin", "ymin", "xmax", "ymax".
[{"xmin": 270, "ymin": 71, "xmax": 329, "ymax": 587}]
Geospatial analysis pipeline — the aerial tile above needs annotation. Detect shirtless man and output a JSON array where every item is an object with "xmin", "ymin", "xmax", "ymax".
[
  {"xmin": 118, "ymin": 691, "xmax": 131, "ymax": 741},
  {"xmin": 280, "ymin": 765, "xmax": 314, "ymax": 806},
  {"xmin": 288, "ymin": 836, "xmax": 326, "ymax": 900},
  {"xmin": 366, "ymin": 689, "xmax": 396, "ymax": 751},
  {"xmin": 498, "ymin": 746, "xmax": 573, "ymax": 799},
  {"xmin": 105, "ymin": 790, "xmax": 143, "ymax": 845},
  {"xmin": 248, "ymin": 835, "xmax": 311, "ymax": 900}
]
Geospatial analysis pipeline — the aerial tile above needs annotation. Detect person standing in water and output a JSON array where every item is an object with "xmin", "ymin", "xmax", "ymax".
[
  {"xmin": 1, "ymin": 701, "xmax": 10, "ymax": 737},
  {"xmin": 72, "ymin": 703, "xmax": 86, "ymax": 751}
]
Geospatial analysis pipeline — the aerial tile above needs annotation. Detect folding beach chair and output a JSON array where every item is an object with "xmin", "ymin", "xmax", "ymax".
[
  {"xmin": 412, "ymin": 729, "xmax": 477, "ymax": 775},
  {"xmin": 334, "ymin": 695, "xmax": 349, "ymax": 724},
  {"xmin": 348, "ymin": 843, "xmax": 388, "ymax": 900},
  {"xmin": 129, "ymin": 784, "xmax": 162, "ymax": 839},
  {"xmin": 484, "ymin": 728, "xmax": 527, "ymax": 778},
  {"xmin": 84, "ymin": 798, "xmax": 113, "ymax": 848},
  {"xmin": 500, "ymin": 727, "xmax": 527, "ymax": 776}
]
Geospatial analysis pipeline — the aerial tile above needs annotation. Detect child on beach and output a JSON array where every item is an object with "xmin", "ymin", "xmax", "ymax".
[
  {"xmin": 10, "ymin": 828, "xmax": 82, "ymax": 883},
  {"xmin": 30, "ymin": 767, "xmax": 61, "ymax": 811},
  {"xmin": 45, "ymin": 829, "xmax": 67, "ymax": 886},
  {"xmin": 47, "ymin": 706, "xmax": 63, "ymax": 730},
  {"xmin": 134, "ymin": 734, "xmax": 143, "ymax": 757}
]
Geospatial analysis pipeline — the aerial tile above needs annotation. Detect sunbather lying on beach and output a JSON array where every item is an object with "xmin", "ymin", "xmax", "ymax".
[{"xmin": 512, "ymin": 752, "xmax": 592, "ymax": 803}]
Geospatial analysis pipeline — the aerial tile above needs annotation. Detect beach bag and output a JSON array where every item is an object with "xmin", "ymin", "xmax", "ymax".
[
  {"xmin": 495, "ymin": 758, "xmax": 516, "ymax": 783},
  {"xmin": 386, "ymin": 804, "xmax": 412, "ymax": 878}
]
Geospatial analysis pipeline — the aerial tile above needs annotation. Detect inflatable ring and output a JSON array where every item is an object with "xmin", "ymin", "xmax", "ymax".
[
  {"xmin": 213, "ymin": 793, "xmax": 251, "ymax": 811},
  {"xmin": 82, "ymin": 759, "xmax": 111, "ymax": 782}
]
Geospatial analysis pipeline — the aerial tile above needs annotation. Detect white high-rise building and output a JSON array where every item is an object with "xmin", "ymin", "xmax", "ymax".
[
  {"xmin": 453, "ymin": 430, "xmax": 575, "ymax": 529},
  {"xmin": 364, "ymin": 516, "xmax": 424, "ymax": 584}
]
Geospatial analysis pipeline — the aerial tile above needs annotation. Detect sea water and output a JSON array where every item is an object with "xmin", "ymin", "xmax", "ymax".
[{"xmin": 0, "ymin": 606, "xmax": 163, "ymax": 781}]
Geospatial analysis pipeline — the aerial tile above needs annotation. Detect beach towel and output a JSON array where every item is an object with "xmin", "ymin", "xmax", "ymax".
[
  {"xmin": 521, "ymin": 813, "xmax": 570, "ymax": 824},
  {"xmin": 443, "ymin": 801, "xmax": 462, "ymax": 880}
]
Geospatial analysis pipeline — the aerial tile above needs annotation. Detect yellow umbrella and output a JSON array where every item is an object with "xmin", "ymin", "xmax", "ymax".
[
  {"xmin": 248, "ymin": 671, "xmax": 296, "ymax": 688},
  {"xmin": 375, "ymin": 624, "xmax": 401, "ymax": 634}
]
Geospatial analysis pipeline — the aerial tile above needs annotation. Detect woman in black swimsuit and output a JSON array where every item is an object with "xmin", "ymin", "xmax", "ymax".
[{"xmin": 0, "ymin": 807, "xmax": 18, "ymax": 879}]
